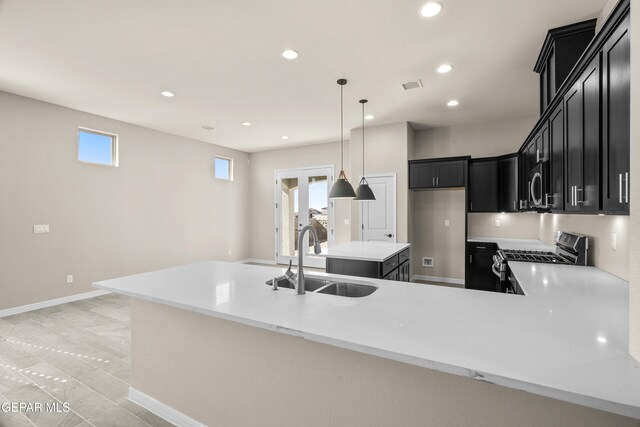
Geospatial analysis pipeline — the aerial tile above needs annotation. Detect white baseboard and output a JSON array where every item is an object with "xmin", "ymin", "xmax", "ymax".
[
  {"xmin": 237, "ymin": 258, "xmax": 277, "ymax": 265},
  {"xmin": 0, "ymin": 290, "xmax": 111, "ymax": 318},
  {"xmin": 411, "ymin": 275, "xmax": 465, "ymax": 287},
  {"xmin": 128, "ymin": 387, "xmax": 206, "ymax": 427}
]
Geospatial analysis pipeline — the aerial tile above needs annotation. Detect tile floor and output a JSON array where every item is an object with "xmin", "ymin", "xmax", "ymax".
[{"xmin": 0, "ymin": 294, "xmax": 174, "ymax": 427}]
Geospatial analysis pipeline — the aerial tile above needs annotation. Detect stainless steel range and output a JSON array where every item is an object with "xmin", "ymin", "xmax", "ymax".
[{"xmin": 492, "ymin": 231, "xmax": 588, "ymax": 294}]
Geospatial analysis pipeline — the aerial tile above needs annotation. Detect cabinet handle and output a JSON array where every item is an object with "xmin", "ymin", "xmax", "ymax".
[
  {"xmin": 536, "ymin": 149, "xmax": 540, "ymax": 163},
  {"xmin": 469, "ymin": 255, "xmax": 472, "ymax": 263},
  {"xmin": 619, "ymin": 174, "xmax": 623, "ymax": 203},
  {"xmin": 436, "ymin": 176, "xmax": 439, "ymax": 186},
  {"xmin": 576, "ymin": 187, "xmax": 584, "ymax": 205},
  {"xmin": 572, "ymin": 186, "xmax": 576, "ymax": 206},
  {"xmin": 470, "ymin": 201, "xmax": 473, "ymax": 211},
  {"xmin": 513, "ymin": 200, "xmax": 516, "ymax": 210},
  {"xmin": 432, "ymin": 176, "xmax": 435, "ymax": 186},
  {"xmin": 625, "ymin": 172, "xmax": 629, "ymax": 203},
  {"xmin": 545, "ymin": 193, "xmax": 552, "ymax": 208},
  {"xmin": 476, "ymin": 246, "xmax": 486, "ymax": 249}
]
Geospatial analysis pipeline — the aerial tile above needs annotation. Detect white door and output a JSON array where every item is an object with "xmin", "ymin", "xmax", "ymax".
[
  {"xmin": 275, "ymin": 167, "xmax": 334, "ymax": 268},
  {"xmin": 360, "ymin": 174, "xmax": 396, "ymax": 242}
]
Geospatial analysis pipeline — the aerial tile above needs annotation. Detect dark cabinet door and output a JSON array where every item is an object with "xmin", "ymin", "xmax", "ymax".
[
  {"xmin": 564, "ymin": 80, "xmax": 583, "ymax": 212},
  {"xmin": 498, "ymin": 156, "xmax": 518, "ymax": 212},
  {"xmin": 465, "ymin": 243, "xmax": 499, "ymax": 292},
  {"xmin": 469, "ymin": 160, "xmax": 498, "ymax": 212},
  {"xmin": 581, "ymin": 56, "xmax": 601, "ymax": 212},
  {"xmin": 564, "ymin": 56, "xmax": 601, "ymax": 212},
  {"xmin": 602, "ymin": 15, "xmax": 630, "ymax": 213},
  {"xmin": 409, "ymin": 162, "xmax": 436, "ymax": 189},
  {"xmin": 436, "ymin": 161, "xmax": 466, "ymax": 188},
  {"xmin": 549, "ymin": 103, "xmax": 565, "ymax": 211},
  {"xmin": 534, "ymin": 125, "xmax": 549, "ymax": 163}
]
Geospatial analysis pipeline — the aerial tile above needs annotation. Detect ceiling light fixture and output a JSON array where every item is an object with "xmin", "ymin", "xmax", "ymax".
[
  {"xmin": 447, "ymin": 99, "xmax": 460, "ymax": 107},
  {"xmin": 242, "ymin": 122, "xmax": 252, "ymax": 126},
  {"xmin": 365, "ymin": 114, "xmax": 374, "ymax": 120},
  {"xmin": 281, "ymin": 136, "xmax": 289, "ymax": 140},
  {"xmin": 161, "ymin": 91, "xmax": 175, "ymax": 97},
  {"xmin": 355, "ymin": 99, "xmax": 376, "ymax": 201},
  {"xmin": 420, "ymin": 2, "xmax": 443, "ymax": 17},
  {"xmin": 282, "ymin": 49, "xmax": 299, "ymax": 60},
  {"xmin": 329, "ymin": 79, "xmax": 356, "ymax": 199},
  {"xmin": 202, "ymin": 126, "xmax": 215, "ymax": 131},
  {"xmin": 437, "ymin": 64, "xmax": 453, "ymax": 73}
]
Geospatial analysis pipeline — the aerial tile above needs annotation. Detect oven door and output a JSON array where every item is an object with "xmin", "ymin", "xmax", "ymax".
[{"xmin": 528, "ymin": 163, "xmax": 549, "ymax": 209}]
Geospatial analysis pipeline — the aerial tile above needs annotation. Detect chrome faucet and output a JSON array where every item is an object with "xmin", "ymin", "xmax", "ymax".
[{"xmin": 296, "ymin": 224, "xmax": 322, "ymax": 295}]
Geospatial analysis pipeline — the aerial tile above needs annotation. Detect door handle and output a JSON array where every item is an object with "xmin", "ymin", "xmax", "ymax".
[
  {"xmin": 619, "ymin": 173, "xmax": 623, "ymax": 203},
  {"xmin": 384, "ymin": 233, "xmax": 393, "ymax": 238},
  {"xmin": 625, "ymin": 172, "xmax": 629, "ymax": 203}
]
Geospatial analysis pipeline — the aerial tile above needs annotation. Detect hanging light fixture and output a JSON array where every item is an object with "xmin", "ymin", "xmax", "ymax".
[
  {"xmin": 329, "ymin": 79, "xmax": 356, "ymax": 199},
  {"xmin": 355, "ymin": 99, "xmax": 376, "ymax": 201}
]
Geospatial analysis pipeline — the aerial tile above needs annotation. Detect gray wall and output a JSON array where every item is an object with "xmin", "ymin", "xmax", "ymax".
[{"xmin": 0, "ymin": 91, "xmax": 251, "ymax": 310}]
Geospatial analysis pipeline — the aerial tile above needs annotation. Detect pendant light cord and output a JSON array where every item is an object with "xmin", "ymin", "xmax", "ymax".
[
  {"xmin": 362, "ymin": 101, "xmax": 365, "ymax": 179},
  {"xmin": 340, "ymin": 83, "xmax": 344, "ymax": 171}
]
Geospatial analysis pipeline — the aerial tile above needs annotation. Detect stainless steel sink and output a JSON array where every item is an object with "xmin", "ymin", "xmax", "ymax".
[
  {"xmin": 265, "ymin": 275, "xmax": 377, "ymax": 298},
  {"xmin": 315, "ymin": 282, "xmax": 378, "ymax": 297}
]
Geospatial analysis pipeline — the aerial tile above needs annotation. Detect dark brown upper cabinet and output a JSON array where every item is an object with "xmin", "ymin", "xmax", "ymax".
[
  {"xmin": 469, "ymin": 158, "xmax": 498, "ymax": 212},
  {"xmin": 534, "ymin": 19, "xmax": 596, "ymax": 115},
  {"xmin": 409, "ymin": 158, "xmax": 468, "ymax": 190},
  {"xmin": 601, "ymin": 14, "xmax": 630, "ymax": 213},
  {"xmin": 564, "ymin": 55, "xmax": 601, "ymax": 213}
]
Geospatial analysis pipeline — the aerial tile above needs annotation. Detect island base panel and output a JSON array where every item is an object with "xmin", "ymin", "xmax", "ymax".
[{"xmin": 129, "ymin": 299, "xmax": 637, "ymax": 427}]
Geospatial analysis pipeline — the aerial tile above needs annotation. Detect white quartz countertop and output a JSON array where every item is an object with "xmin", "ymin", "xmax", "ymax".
[
  {"xmin": 94, "ymin": 261, "xmax": 640, "ymax": 419},
  {"xmin": 467, "ymin": 236, "xmax": 555, "ymax": 252},
  {"xmin": 320, "ymin": 241, "xmax": 410, "ymax": 261}
]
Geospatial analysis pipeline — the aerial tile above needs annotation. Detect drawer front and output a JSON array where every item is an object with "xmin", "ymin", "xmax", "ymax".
[
  {"xmin": 466, "ymin": 242, "xmax": 498, "ymax": 253},
  {"xmin": 398, "ymin": 248, "xmax": 410, "ymax": 264},
  {"xmin": 381, "ymin": 255, "xmax": 400, "ymax": 277}
]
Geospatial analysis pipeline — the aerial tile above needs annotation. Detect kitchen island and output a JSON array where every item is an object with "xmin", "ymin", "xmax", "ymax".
[
  {"xmin": 323, "ymin": 241, "xmax": 411, "ymax": 281},
  {"xmin": 94, "ymin": 261, "xmax": 640, "ymax": 426}
]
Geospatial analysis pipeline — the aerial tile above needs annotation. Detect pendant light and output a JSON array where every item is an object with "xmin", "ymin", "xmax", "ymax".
[
  {"xmin": 329, "ymin": 79, "xmax": 356, "ymax": 199},
  {"xmin": 355, "ymin": 99, "xmax": 376, "ymax": 201}
]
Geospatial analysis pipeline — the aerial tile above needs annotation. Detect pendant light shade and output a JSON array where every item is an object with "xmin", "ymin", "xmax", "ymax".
[
  {"xmin": 355, "ymin": 99, "xmax": 376, "ymax": 201},
  {"xmin": 329, "ymin": 79, "xmax": 356, "ymax": 199}
]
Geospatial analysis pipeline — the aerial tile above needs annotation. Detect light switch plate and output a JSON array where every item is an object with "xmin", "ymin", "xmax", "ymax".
[
  {"xmin": 444, "ymin": 219, "xmax": 450, "ymax": 227},
  {"xmin": 611, "ymin": 234, "xmax": 617, "ymax": 251},
  {"xmin": 494, "ymin": 220, "xmax": 501, "ymax": 228},
  {"xmin": 66, "ymin": 275, "xmax": 73, "ymax": 284},
  {"xmin": 344, "ymin": 219, "xmax": 350, "ymax": 225},
  {"xmin": 33, "ymin": 224, "xmax": 50, "ymax": 234}
]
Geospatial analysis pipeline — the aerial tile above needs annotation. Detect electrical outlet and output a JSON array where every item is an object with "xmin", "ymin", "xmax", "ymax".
[
  {"xmin": 611, "ymin": 234, "xmax": 617, "ymax": 251},
  {"xmin": 444, "ymin": 219, "xmax": 450, "ymax": 227},
  {"xmin": 422, "ymin": 257, "xmax": 434, "ymax": 268},
  {"xmin": 344, "ymin": 219, "xmax": 350, "ymax": 225},
  {"xmin": 66, "ymin": 275, "xmax": 73, "ymax": 284},
  {"xmin": 33, "ymin": 224, "xmax": 50, "ymax": 234},
  {"xmin": 494, "ymin": 220, "xmax": 501, "ymax": 228}
]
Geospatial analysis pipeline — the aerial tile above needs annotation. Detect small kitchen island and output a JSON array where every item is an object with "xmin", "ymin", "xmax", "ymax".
[
  {"xmin": 94, "ymin": 260, "xmax": 640, "ymax": 426},
  {"xmin": 323, "ymin": 241, "xmax": 411, "ymax": 282}
]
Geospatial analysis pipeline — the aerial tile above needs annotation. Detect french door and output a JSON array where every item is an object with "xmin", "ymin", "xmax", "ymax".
[{"xmin": 275, "ymin": 166, "xmax": 334, "ymax": 268}]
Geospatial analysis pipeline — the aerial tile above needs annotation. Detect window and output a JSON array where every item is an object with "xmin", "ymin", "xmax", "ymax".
[
  {"xmin": 78, "ymin": 128, "xmax": 118, "ymax": 166},
  {"xmin": 214, "ymin": 156, "xmax": 233, "ymax": 181}
]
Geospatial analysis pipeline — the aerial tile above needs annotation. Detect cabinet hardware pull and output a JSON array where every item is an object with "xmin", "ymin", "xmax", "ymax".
[
  {"xmin": 625, "ymin": 172, "xmax": 629, "ymax": 203},
  {"xmin": 572, "ymin": 186, "xmax": 576, "ymax": 206},
  {"xmin": 432, "ymin": 176, "xmax": 435, "ymax": 186},
  {"xmin": 513, "ymin": 200, "xmax": 516, "ymax": 210},
  {"xmin": 576, "ymin": 187, "xmax": 583, "ymax": 205},
  {"xmin": 536, "ymin": 149, "xmax": 540, "ymax": 163},
  {"xmin": 619, "ymin": 173, "xmax": 623, "ymax": 203},
  {"xmin": 469, "ymin": 255, "xmax": 472, "ymax": 263},
  {"xmin": 545, "ymin": 194, "xmax": 552, "ymax": 208},
  {"xmin": 436, "ymin": 176, "xmax": 439, "ymax": 186},
  {"xmin": 476, "ymin": 246, "xmax": 486, "ymax": 249}
]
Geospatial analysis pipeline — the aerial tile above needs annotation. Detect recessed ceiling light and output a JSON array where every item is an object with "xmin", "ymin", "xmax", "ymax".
[
  {"xmin": 447, "ymin": 99, "xmax": 459, "ymax": 107},
  {"xmin": 420, "ymin": 2, "xmax": 443, "ymax": 17},
  {"xmin": 597, "ymin": 336, "xmax": 607, "ymax": 343},
  {"xmin": 437, "ymin": 64, "xmax": 453, "ymax": 73},
  {"xmin": 161, "ymin": 91, "xmax": 174, "ymax": 98},
  {"xmin": 202, "ymin": 126, "xmax": 215, "ymax": 131},
  {"xmin": 242, "ymin": 122, "xmax": 252, "ymax": 126},
  {"xmin": 364, "ymin": 115, "xmax": 374, "ymax": 120},
  {"xmin": 281, "ymin": 136, "xmax": 289, "ymax": 140},
  {"xmin": 282, "ymin": 49, "xmax": 299, "ymax": 60}
]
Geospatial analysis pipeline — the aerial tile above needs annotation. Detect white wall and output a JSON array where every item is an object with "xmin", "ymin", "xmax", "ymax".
[
  {"xmin": 0, "ymin": 91, "xmax": 251, "ymax": 310},
  {"xmin": 248, "ymin": 141, "xmax": 352, "ymax": 262}
]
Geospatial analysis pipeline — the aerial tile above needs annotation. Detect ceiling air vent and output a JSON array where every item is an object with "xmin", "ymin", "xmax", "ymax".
[{"xmin": 400, "ymin": 79, "xmax": 423, "ymax": 91}]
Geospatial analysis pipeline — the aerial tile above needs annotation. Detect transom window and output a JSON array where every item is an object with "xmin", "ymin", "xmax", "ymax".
[
  {"xmin": 78, "ymin": 128, "xmax": 118, "ymax": 166},
  {"xmin": 214, "ymin": 156, "xmax": 233, "ymax": 181}
]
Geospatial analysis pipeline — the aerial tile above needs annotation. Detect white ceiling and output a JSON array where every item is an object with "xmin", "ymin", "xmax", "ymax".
[{"xmin": 0, "ymin": 0, "xmax": 606, "ymax": 153}]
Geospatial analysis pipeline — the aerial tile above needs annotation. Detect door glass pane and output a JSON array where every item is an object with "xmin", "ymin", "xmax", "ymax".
[
  {"xmin": 279, "ymin": 178, "xmax": 299, "ymax": 257},
  {"xmin": 307, "ymin": 175, "xmax": 328, "ymax": 253}
]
